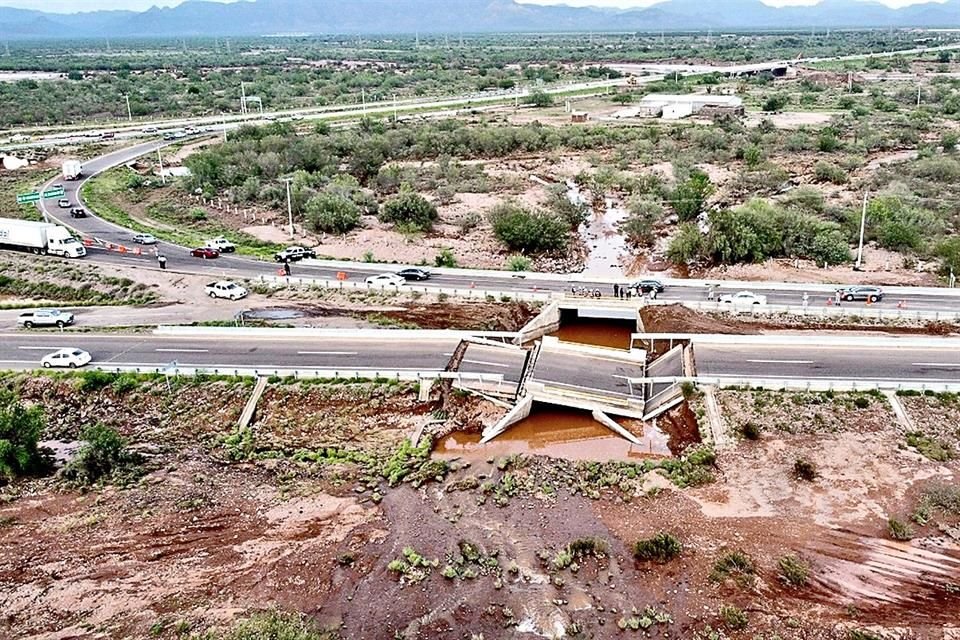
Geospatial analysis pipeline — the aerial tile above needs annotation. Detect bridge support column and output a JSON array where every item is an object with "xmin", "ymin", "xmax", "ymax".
[
  {"xmin": 418, "ymin": 378, "xmax": 434, "ymax": 402},
  {"xmin": 480, "ymin": 395, "xmax": 533, "ymax": 443},
  {"xmin": 591, "ymin": 409, "xmax": 642, "ymax": 445},
  {"xmin": 515, "ymin": 301, "xmax": 560, "ymax": 345},
  {"xmin": 238, "ymin": 375, "xmax": 269, "ymax": 429}
]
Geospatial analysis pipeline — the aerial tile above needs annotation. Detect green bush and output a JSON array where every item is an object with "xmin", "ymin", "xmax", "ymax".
[
  {"xmin": 434, "ymin": 248, "xmax": 457, "ymax": 268},
  {"xmin": 814, "ymin": 161, "xmax": 848, "ymax": 184},
  {"xmin": 305, "ymin": 192, "xmax": 360, "ymax": 234},
  {"xmin": 887, "ymin": 517, "xmax": 914, "ymax": 541},
  {"xmin": 506, "ymin": 255, "xmax": 532, "ymax": 271},
  {"xmin": 666, "ymin": 223, "xmax": 706, "ymax": 264},
  {"xmin": 525, "ymin": 89, "xmax": 554, "ymax": 108},
  {"xmin": 488, "ymin": 202, "xmax": 568, "ymax": 254},
  {"xmin": 794, "ymin": 458, "xmax": 817, "ymax": 481},
  {"xmin": 0, "ymin": 390, "xmax": 50, "ymax": 483},
  {"xmin": 672, "ymin": 169, "xmax": 715, "ymax": 222},
  {"xmin": 710, "ymin": 550, "xmax": 755, "ymax": 585},
  {"xmin": 762, "ymin": 93, "xmax": 789, "ymax": 112},
  {"xmin": 719, "ymin": 604, "xmax": 748, "ymax": 630},
  {"xmin": 778, "ymin": 554, "xmax": 809, "ymax": 587},
  {"xmin": 633, "ymin": 532, "xmax": 682, "ymax": 563},
  {"xmin": 196, "ymin": 610, "xmax": 336, "ymax": 640},
  {"xmin": 739, "ymin": 421, "xmax": 761, "ymax": 440},
  {"xmin": 60, "ymin": 424, "xmax": 142, "ymax": 486},
  {"xmin": 379, "ymin": 191, "xmax": 438, "ymax": 231},
  {"xmin": 905, "ymin": 432, "xmax": 954, "ymax": 461}
]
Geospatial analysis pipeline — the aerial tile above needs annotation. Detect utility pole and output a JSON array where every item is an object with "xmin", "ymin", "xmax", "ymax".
[
  {"xmin": 124, "ymin": 94, "xmax": 132, "ymax": 122},
  {"xmin": 856, "ymin": 190, "xmax": 868, "ymax": 270},
  {"xmin": 393, "ymin": 94, "xmax": 398, "ymax": 122},
  {"xmin": 361, "ymin": 87, "xmax": 366, "ymax": 114},
  {"xmin": 240, "ymin": 81, "xmax": 247, "ymax": 115},
  {"xmin": 158, "ymin": 148, "xmax": 166, "ymax": 185},
  {"xmin": 283, "ymin": 178, "xmax": 294, "ymax": 238},
  {"xmin": 917, "ymin": 82, "xmax": 922, "ymax": 107},
  {"xmin": 221, "ymin": 113, "xmax": 227, "ymax": 142}
]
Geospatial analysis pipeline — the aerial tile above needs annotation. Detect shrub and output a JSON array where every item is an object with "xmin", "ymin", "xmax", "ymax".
[
  {"xmin": 762, "ymin": 93, "xmax": 789, "ymax": 112},
  {"xmin": 814, "ymin": 161, "xmax": 848, "ymax": 184},
  {"xmin": 739, "ymin": 421, "xmax": 761, "ymax": 440},
  {"xmin": 207, "ymin": 610, "xmax": 336, "ymax": 640},
  {"xmin": 379, "ymin": 191, "xmax": 438, "ymax": 231},
  {"xmin": 905, "ymin": 432, "xmax": 954, "ymax": 461},
  {"xmin": 546, "ymin": 184, "xmax": 588, "ymax": 229},
  {"xmin": 778, "ymin": 554, "xmax": 809, "ymax": 587},
  {"xmin": 794, "ymin": 458, "xmax": 817, "ymax": 481},
  {"xmin": 488, "ymin": 202, "xmax": 568, "ymax": 254},
  {"xmin": 719, "ymin": 604, "xmax": 748, "ymax": 630},
  {"xmin": 525, "ymin": 89, "xmax": 554, "ymax": 108},
  {"xmin": 305, "ymin": 192, "xmax": 360, "ymax": 234},
  {"xmin": 853, "ymin": 396, "xmax": 870, "ymax": 409},
  {"xmin": 60, "ymin": 424, "xmax": 142, "ymax": 486},
  {"xmin": 887, "ymin": 517, "xmax": 914, "ymax": 541},
  {"xmin": 633, "ymin": 532, "xmax": 682, "ymax": 563},
  {"xmin": 667, "ymin": 223, "xmax": 706, "ymax": 264},
  {"xmin": 672, "ymin": 169, "xmax": 715, "ymax": 222},
  {"xmin": 710, "ymin": 550, "xmax": 755, "ymax": 586},
  {"xmin": 0, "ymin": 390, "xmax": 50, "ymax": 483},
  {"xmin": 506, "ymin": 255, "xmax": 532, "ymax": 271},
  {"xmin": 77, "ymin": 370, "xmax": 118, "ymax": 393},
  {"xmin": 434, "ymin": 248, "xmax": 457, "ymax": 268}
]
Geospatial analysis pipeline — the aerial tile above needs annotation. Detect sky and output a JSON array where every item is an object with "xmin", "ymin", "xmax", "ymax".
[{"xmin": 0, "ymin": 0, "xmax": 945, "ymax": 12}]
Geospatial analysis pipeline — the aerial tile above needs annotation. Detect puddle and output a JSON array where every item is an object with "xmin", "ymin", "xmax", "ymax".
[
  {"xmin": 433, "ymin": 407, "xmax": 672, "ymax": 463},
  {"xmin": 551, "ymin": 318, "xmax": 636, "ymax": 349},
  {"xmin": 39, "ymin": 440, "xmax": 82, "ymax": 466},
  {"xmin": 240, "ymin": 307, "xmax": 307, "ymax": 320}
]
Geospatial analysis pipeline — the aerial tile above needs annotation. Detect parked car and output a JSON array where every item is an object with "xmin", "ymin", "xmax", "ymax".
[
  {"xmin": 396, "ymin": 267, "xmax": 431, "ymax": 281},
  {"xmin": 41, "ymin": 348, "xmax": 91, "ymax": 369},
  {"xmin": 205, "ymin": 281, "xmax": 248, "ymax": 300},
  {"xmin": 719, "ymin": 291, "xmax": 767, "ymax": 306},
  {"xmin": 838, "ymin": 285, "xmax": 883, "ymax": 302},
  {"xmin": 100, "ymin": 132, "xmax": 115, "ymax": 140},
  {"xmin": 57, "ymin": 199, "xmax": 71, "ymax": 208},
  {"xmin": 631, "ymin": 279, "xmax": 665, "ymax": 294},
  {"xmin": 190, "ymin": 246, "xmax": 220, "ymax": 259},
  {"xmin": 273, "ymin": 246, "xmax": 316, "ymax": 263},
  {"xmin": 204, "ymin": 237, "xmax": 236, "ymax": 253},
  {"xmin": 132, "ymin": 233, "xmax": 157, "ymax": 245},
  {"xmin": 142, "ymin": 126, "xmax": 158, "ymax": 134},
  {"xmin": 365, "ymin": 273, "xmax": 406, "ymax": 287},
  {"xmin": 69, "ymin": 208, "xmax": 87, "ymax": 219},
  {"xmin": 17, "ymin": 308, "xmax": 75, "ymax": 329}
]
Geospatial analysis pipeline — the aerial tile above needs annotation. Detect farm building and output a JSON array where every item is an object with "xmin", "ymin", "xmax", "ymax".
[{"xmin": 614, "ymin": 94, "xmax": 744, "ymax": 120}]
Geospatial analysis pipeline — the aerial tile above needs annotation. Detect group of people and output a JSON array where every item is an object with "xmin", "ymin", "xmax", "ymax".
[{"xmin": 612, "ymin": 283, "xmax": 657, "ymax": 300}]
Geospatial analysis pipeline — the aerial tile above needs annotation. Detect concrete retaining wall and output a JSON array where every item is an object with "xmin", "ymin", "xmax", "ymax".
[{"xmin": 515, "ymin": 301, "xmax": 561, "ymax": 344}]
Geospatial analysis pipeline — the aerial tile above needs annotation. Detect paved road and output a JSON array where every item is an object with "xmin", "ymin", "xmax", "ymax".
[{"xmin": 695, "ymin": 343, "xmax": 960, "ymax": 383}]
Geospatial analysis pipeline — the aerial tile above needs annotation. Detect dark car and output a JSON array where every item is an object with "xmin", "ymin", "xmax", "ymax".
[
  {"xmin": 273, "ymin": 246, "xmax": 316, "ymax": 263},
  {"xmin": 396, "ymin": 268, "xmax": 431, "ymax": 281},
  {"xmin": 631, "ymin": 279, "xmax": 665, "ymax": 294},
  {"xmin": 838, "ymin": 285, "xmax": 883, "ymax": 302},
  {"xmin": 190, "ymin": 247, "xmax": 220, "ymax": 259},
  {"xmin": 69, "ymin": 208, "xmax": 87, "ymax": 218}
]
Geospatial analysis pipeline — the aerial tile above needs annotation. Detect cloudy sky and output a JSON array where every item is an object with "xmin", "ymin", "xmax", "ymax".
[{"xmin": 0, "ymin": 0, "xmax": 944, "ymax": 13}]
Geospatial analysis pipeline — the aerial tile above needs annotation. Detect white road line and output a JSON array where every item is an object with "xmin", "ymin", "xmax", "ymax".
[
  {"xmin": 297, "ymin": 351, "xmax": 358, "ymax": 355},
  {"xmin": 745, "ymin": 359, "xmax": 815, "ymax": 364},
  {"xmin": 912, "ymin": 362, "xmax": 960, "ymax": 367},
  {"xmin": 155, "ymin": 348, "xmax": 209, "ymax": 353},
  {"xmin": 18, "ymin": 346, "xmax": 61, "ymax": 350},
  {"xmin": 462, "ymin": 359, "xmax": 509, "ymax": 368}
]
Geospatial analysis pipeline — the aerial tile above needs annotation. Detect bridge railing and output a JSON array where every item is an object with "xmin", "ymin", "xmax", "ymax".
[{"xmin": 89, "ymin": 364, "xmax": 505, "ymax": 384}]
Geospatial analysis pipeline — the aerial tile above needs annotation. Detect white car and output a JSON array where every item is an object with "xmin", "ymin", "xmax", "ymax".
[
  {"xmin": 132, "ymin": 233, "xmax": 157, "ymax": 245},
  {"xmin": 41, "ymin": 348, "xmax": 92, "ymax": 369},
  {"xmin": 719, "ymin": 291, "xmax": 768, "ymax": 306},
  {"xmin": 365, "ymin": 273, "xmax": 406, "ymax": 287},
  {"xmin": 205, "ymin": 281, "xmax": 248, "ymax": 300},
  {"xmin": 204, "ymin": 237, "xmax": 236, "ymax": 253}
]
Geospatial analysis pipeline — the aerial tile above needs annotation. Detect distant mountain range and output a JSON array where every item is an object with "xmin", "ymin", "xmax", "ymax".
[{"xmin": 4, "ymin": 0, "xmax": 960, "ymax": 38}]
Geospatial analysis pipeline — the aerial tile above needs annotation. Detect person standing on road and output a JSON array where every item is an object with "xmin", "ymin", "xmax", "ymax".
[
  {"xmin": 613, "ymin": 283, "xmax": 620, "ymax": 298},
  {"xmin": 802, "ymin": 292, "xmax": 809, "ymax": 308},
  {"xmin": 283, "ymin": 261, "xmax": 291, "ymax": 277},
  {"xmin": 834, "ymin": 290, "xmax": 842, "ymax": 306},
  {"xmin": 158, "ymin": 254, "xmax": 167, "ymax": 270}
]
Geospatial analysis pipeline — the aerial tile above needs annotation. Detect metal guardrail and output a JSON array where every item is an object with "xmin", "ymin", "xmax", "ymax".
[
  {"xmin": 154, "ymin": 325, "xmax": 520, "ymax": 340},
  {"xmin": 90, "ymin": 364, "xmax": 504, "ymax": 383},
  {"xmin": 257, "ymin": 275, "xmax": 552, "ymax": 303},
  {"xmin": 631, "ymin": 376, "xmax": 960, "ymax": 394}
]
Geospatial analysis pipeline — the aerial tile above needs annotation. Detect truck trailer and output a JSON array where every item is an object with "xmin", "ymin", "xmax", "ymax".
[
  {"xmin": 0, "ymin": 218, "xmax": 86, "ymax": 258},
  {"xmin": 62, "ymin": 160, "xmax": 83, "ymax": 181}
]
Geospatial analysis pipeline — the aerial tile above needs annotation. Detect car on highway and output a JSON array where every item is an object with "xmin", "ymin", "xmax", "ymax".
[
  {"xmin": 17, "ymin": 308, "xmax": 75, "ymax": 329},
  {"xmin": 69, "ymin": 207, "xmax": 87, "ymax": 218},
  {"xmin": 365, "ymin": 273, "xmax": 406, "ymax": 287},
  {"xmin": 190, "ymin": 246, "xmax": 220, "ymax": 259},
  {"xmin": 133, "ymin": 232, "xmax": 158, "ymax": 245},
  {"xmin": 100, "ymin": 132, "xmax": 115, "ymax": 140},
  {"xmin": 631, "ymin": 279, "xmax": 665, "ymax": 294},
  {"xmin": 57, "ymin": 199, "xmax": 71, "ymax": 208},
  {"xmin": 205, "ymin": 281, "xmax": 248, "ymax": 300},
  {"xmin": 838, "ymin": 285, "xmax": 884, "ymax": 302},
  {"xmin": 396, "ymin": 267, "xmax": 431, "ymax": 281},
  {"xmin": 40, "ymin": 348, "xmax": 91, "ymax": 369},
  {"xmin": 719, "ymin": 291, "xmax": 767, "ymax": 306},
  {"xmin": 205, "ymin": 237, "xmax": 236, "ymax": 253},
  {"xmin": 274, "ymin": 246, "xmax": 316, "ymax": 263},
  {"xmin": 143, "ymin": 126, "xmax": 158, "ymax": 134}
]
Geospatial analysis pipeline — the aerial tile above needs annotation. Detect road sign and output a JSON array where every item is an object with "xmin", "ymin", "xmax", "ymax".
[
  {"xmin": 16, "ymin": 192, "xmax": 40, "ymax": 204},
  {"xmin": 42, "ymin": 186, "xmax": 65, "ymax": 199}
]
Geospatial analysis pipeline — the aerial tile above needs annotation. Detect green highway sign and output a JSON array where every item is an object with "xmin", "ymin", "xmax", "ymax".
[
  {"xmin": 16, "ymin": 192, "xmax": 40, "ymax": 204},
  {"xmin": 42, "ymin": 187, "xmax": 65, "ymax": 199}
]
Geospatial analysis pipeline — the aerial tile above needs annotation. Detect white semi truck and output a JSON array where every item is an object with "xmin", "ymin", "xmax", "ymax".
[
  {"xmin": 0, "ymin": 218, "xmax": 86, "ymax": 257},
  {"xmin": 62, "ymin": 160, "xmax": 83, "ymax": 180}
]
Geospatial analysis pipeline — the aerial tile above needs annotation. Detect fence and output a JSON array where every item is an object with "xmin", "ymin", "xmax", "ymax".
[{"xmin": 633, "ymin": 375, "xmax": 960, "ymax": 395}]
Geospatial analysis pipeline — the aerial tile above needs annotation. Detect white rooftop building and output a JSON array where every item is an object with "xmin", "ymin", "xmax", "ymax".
[{"xmin": 617, "ymin": 94, "xmax": 744, "ymax": 120}]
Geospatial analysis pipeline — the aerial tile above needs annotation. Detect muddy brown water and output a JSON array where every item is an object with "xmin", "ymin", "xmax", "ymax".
[
  {"xmin": 434, "ymin": 407, "xmax": 672, "ymax": 463},
  {"xmin": 550, "ymin": 318, "xmax": 636, "ymax": 349}
]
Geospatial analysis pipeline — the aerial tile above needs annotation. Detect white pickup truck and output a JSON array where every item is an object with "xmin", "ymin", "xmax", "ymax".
[
  {"xmin": 204, "ymin": 237, "xmax": 236, "ymax": 253},
  {"xmin": 205, "ymin": 281, "xmax": 248, "ymax": 300}
]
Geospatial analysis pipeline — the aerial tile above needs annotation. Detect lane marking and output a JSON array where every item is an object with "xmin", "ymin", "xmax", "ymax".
[
  {"xmin": 912, "ymin": 362, "xmax": 960, "ymax": 367},
  {"xmin": 155, "ymin": 348, "xmax": 209, "ymax": 353},
  {"xmin": 18, "ymin": 346, "xmax": 63, "ymax": 351},
  {"xmin": 462, "ymin": 359, "xmax": 510, "ymax": 368},
  {"xmin": 745, "ymin": 359, "xmax": 815, "ymax": 364},
  {"xmin": 297, "ymin": 351, "xmax": 358, "ymax": 355}
]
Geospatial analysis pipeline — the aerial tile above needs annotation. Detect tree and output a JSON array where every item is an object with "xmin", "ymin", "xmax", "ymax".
[
  {"xmin": 762, "ymin": 93, "xmax": 789, "ymax": 112},
  {"xmin": 810, "ymin": 228, "xmax": 851, "ymax": 265},
  {"xmin": 622, "ymin": 197, "xmax": 664, "ymax": 248},
  {"xmin": 545, "ymin": 184, "xmax": 588, "ymax": 229},
  {"xmin": 672, "ymin": 169, "xmax": 715, "ymax": 222},
  {"xmin": 0, "ymin": 390, "xmax": 49, "ymax": 484},
  {"xmin": 935, "ymin": 236, "xmax": 960, "ymax": 277},
  {"xmin": 667, "ymin": 223, "xmax": 706, "ymax": 264},
  {"xmin": 305, "ymin": 192, "xmax": 360, "ymax": 234},
  {"xmin": 60, "ymin": 424, "xmax": 141, "ymax": 486},
  {"xmin": 524, "ymin": 90, "xmax": 554, "ymax": 108},
  {"xmin": 488, "ymin": 202, "xmax": 567, "ymax": 254},
  {"xmin": 379, "ymin": 190, "xmax": 438, "ymax": 231}
]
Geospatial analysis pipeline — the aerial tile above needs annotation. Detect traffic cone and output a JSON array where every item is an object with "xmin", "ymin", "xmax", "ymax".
[
  {"xmin": 470, "ymin": 281, "xmax": 475, "ymax": 288},
  {"xmin": 865, "ymin": 297, "xmax": 872, "ymax": 306},
  {"xmin": 898, "ymin": 300, "xmax": 906, "ymax": 309},
  {"xmin": 826, "ymin": 297, "xmax": 833, "ymax": 306}
]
